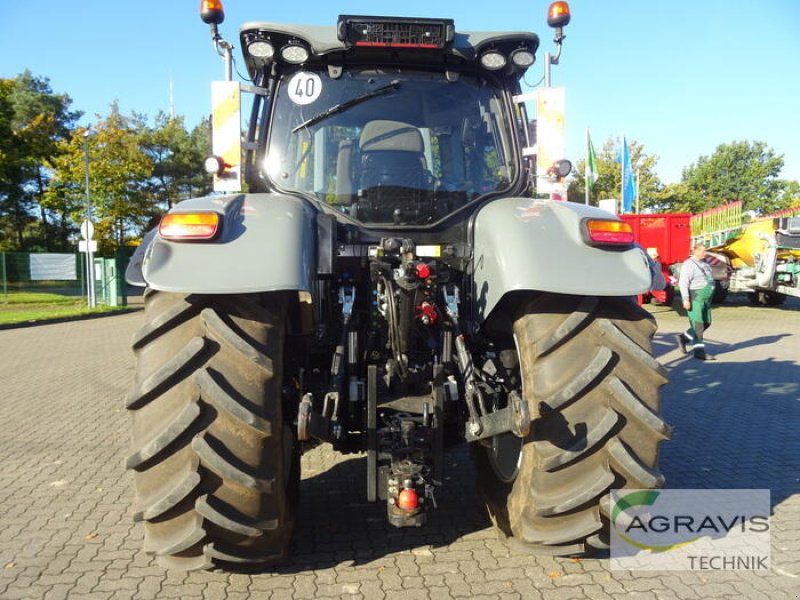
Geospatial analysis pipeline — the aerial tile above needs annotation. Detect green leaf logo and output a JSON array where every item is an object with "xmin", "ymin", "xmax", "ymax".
[{"xmin": 612, "ymin": 490, "xmax": 700, "ymax": 553}]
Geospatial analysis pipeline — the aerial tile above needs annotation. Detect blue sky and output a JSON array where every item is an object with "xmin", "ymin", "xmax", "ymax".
[{"xmin": 2, "ymin": 0, "xmax": 799, "ymax": 185}]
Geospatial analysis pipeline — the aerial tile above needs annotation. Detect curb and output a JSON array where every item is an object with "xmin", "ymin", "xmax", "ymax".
[{"xmin": 0, "ymin": 307, "xmax": 142, "ymax": 331}]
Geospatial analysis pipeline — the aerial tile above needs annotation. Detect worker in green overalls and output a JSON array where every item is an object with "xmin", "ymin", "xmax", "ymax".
[{"xmin": 677, "ymin": 243, "xmax": 716, "ymax": 360}]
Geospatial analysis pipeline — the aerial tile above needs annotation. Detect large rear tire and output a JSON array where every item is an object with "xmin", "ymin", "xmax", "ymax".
[
  {"xmin": 473, "ymin": 294, "xmax": 670, "ymax": 554},
  {"xmin": 127, "ymin": 290, "xmax": 298, "ymax": 570}
]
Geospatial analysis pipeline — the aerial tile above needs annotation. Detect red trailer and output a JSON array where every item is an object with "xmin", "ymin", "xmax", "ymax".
[{"xmin": 620, "ymin": 213, "xmax": 692, "ymax": 305}]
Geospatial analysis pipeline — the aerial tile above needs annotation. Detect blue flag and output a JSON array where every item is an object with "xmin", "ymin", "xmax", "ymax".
[{"xmin": 620, "ymin": 137, "xmax": 635, "ymax": 213}]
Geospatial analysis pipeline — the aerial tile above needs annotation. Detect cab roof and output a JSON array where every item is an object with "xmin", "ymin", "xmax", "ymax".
[{"xmin": 239, "ymin": 19, "xmax": 539, "ymax": 77}]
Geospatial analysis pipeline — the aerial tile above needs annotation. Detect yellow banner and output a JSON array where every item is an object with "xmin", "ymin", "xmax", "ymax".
[
  {"xmin": 211, "ymin": 81, "xmax": 242, "ymax": 193},
  {"xmin": 536, "ymin": 87, "xmax": 566, "ymax": 194}
]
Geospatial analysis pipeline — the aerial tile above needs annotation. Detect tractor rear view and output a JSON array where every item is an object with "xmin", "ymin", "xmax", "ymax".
[{"xmin": 125, "ymin": 1, "xmax": 670, "ymax": 571}]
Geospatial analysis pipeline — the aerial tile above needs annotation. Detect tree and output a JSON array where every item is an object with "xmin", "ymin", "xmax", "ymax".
[
  {"xmin": 46, "ymin": 103, "xmax": 153, "ymax": 254},
  {"xmin": 777, "ymin": 180, "xmax": 800, "ymax": 210},
  {"xmin": 567, "ymin": 138, "xmax": 667, "ymax": 211},
  {"xmin": 141, "ymin": 113, "xmax": 211, "ymax": 215},
  {"xmin": 679, "ymin": 140, "xmax": 786, "ymax": 214},
  {"xmin": 0, "ymin": 71, "xmax": 80, "ymax": 251},
  {"xmin": 0, "ymin": 79, "xmax": 25, "ymax": 250}
]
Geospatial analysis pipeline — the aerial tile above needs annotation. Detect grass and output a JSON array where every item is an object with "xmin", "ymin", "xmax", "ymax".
[
  {"xmin": 2, "ymin": 292, "xmax": 79, "ymax": 305},
  {"xmin": 0, "ymin": 292, "xmax": 129, "ymax": 325}
]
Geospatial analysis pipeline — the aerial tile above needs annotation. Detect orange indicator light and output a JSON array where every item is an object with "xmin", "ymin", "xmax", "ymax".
[
  {"xmin": 547, "ymin": 2, "xmax": 572, "ymax": 28},
  {"xmin": 584, "ymin": 219, "xmax": 634, "ymax": 245},
  {"xmin": 159, "ymin": 212, "xmax": 220, "ymax": 240}
]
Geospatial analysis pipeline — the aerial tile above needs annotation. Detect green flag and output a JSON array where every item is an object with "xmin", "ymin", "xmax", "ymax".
[{"xmin": 586, "ymin": 129, "xmax": 599, "ymax": 190}]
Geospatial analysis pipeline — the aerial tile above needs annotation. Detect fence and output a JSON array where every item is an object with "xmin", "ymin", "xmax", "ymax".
[
  {"xmin": 1, "ymin": 251, "xmax": 128, "ymax": 307},
  {"xmin": 690, "ymin": 201, "xmax": 743, "ymax": 239}
]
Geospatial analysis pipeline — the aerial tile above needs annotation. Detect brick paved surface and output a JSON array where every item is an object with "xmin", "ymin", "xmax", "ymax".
[{"xmin": 0, "ymin": 296, "xmax": 798, "ymax": 599}]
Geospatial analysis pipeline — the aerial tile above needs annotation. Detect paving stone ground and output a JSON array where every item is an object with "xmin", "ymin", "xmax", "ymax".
[{"xmin": 0, "ymin": 295, "xmax": 798, "ymax": 599}]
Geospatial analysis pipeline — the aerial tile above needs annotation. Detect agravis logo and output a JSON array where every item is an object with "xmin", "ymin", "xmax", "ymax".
[
  {"xmin": 609, "ymin": 489, "xmax": 771, "ymax": 571},
  {"xmin": 612, "ymin": 490, "xmax": 700, "ymax": 552}
]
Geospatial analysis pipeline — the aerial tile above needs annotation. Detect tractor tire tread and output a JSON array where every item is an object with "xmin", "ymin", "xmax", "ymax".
[
  {"xmin": 128, "ymin": 291, "xmax": 294, "ymax": 571},
  {"xmin": 472, "ymin": 294, "xmax": 668, "ymax": 555},
  {"xmin": 126, "ymin": 336, "xmax": 206, "ymax": 410}
]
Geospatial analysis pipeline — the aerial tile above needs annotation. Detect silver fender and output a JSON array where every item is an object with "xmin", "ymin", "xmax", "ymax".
[
  {"xmin": 126, "ymin": 193, "xmax": 316, "ymax": 294},
  {"xmin": 472, "ymin": 198, "xmax": 652, "ymax": 320}
]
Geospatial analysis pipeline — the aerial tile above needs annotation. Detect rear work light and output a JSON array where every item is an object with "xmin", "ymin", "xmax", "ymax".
[
  {"xmin": 160, "ymin": 212, "xmax": 221, "ymax": 241},
  {"xmin": 337, "ymin": 15, "xmax": 455, "ymax": 49},
  {"xmin": 583, "ymin": 219, "xmax": 634, "ymax": 246}
]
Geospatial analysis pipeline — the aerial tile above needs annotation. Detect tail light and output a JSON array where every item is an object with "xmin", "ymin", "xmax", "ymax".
[
  {"xmin": 159, "ymin": 212, "xmax": 221, "ymax": 241},
  {"xmin": 583, "ymin": 219, "xmax": 634, "ymax": 246}
]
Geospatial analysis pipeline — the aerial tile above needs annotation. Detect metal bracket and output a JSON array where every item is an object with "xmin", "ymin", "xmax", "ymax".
[
  {"xmin": 442, "ymin": 284, "xmax": 459, "ymax": 320},
  {"xmin": 339, "ymin": 284, "xmax": 356, "ymax": 321},
  {"xmin": 239, "ymin": 83, "xmax": 270, "ymax": 96},
  {"xmin": 367, "ymin": 365, "xmax": 378, "ymax": 502},
  {"xmin": 464, "ymin": 391, "xmax": 531, "ymax": 443},
  {"xmin": 297, "ymin": 393, "xmax": 341, "ymax": 443}
]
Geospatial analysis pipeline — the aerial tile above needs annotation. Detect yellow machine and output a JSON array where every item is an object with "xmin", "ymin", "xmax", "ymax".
[{"xmin": 692, "ymin": 203, "xmax": 800, "ymax": 305}]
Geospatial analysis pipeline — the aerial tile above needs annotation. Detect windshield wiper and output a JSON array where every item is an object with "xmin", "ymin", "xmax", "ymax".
[{"xmin": 291, "ymin": 80, "xmax": 401, "ymax": 133}]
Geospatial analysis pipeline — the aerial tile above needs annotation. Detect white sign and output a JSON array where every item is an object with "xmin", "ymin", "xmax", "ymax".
[
  {"xmin": 78, "ymin": 240, "xmax": 98, "ymax": 253},
  {"xmin": 29, "ymin": 253, "xmax": 77, "ymax": 281},
  {"xmin": 598, "ymin": 198, "xmax": 618, "ymax": 215},
  {"xmin": 80, "ymin": 219, "xmax": 95, "ymax": 240},
  {"xmin": 287, "ymin": 72, "xmax": 322, "ymax": 105},
  {"xmin": 610, "ymin": 489, "xmax": 770, "ymax": 571}
]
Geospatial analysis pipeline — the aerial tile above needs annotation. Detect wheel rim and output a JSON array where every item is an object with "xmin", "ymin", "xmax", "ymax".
[{"xmin": 486, "ymin": 432, "xmax": 522, "ymax": 483}]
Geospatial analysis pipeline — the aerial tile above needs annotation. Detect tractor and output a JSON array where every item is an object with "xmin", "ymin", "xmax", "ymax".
[{"xmin": 125, "ymin": 0, "xmax": 669, "ymax": 570}]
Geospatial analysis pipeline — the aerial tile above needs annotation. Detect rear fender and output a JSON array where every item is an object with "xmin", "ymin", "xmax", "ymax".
[
  {"xmin": 472, "ymin": 198, "xmax": 652, "ymax": 320},
  {"xmin": 126, "ymin": 193, "xmax": 316, "ymax": 294}
]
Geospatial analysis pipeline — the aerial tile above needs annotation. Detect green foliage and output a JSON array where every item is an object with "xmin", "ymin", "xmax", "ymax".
[
  {"xmin": 0, "ymin": 298, "xmax": 125, "ymax": 325},
  {"xmin": 678, "ymin": 140, "xmax": 787, "ymax": 214},
  {"xmin": 0, "ymin": 72, "xmax": 80, "ymax": 251},
  {"xmin": 2, "ymin": 292, "xmax": 76, "ymax": 305},
  {"xmin": 567, "ymin": 137, "xmax": 797, "ymax": 217},
  {"xmin": 1, "ymin": 71, "xmax": 213, "ymax": 253},
  {"xmin": 568, "ymin": 138, "xmax": 667, "ymax": 211},
  {"xmin": 46, "ymin": 105, "xmax": 153, "ymax": 254},
  {"xmin": 775, "ymin": 179, "xmax": 800, "ymax": 211},
  {"xmin": 141, "ymin": 112, "xmax": 212, "ymax": 212}
]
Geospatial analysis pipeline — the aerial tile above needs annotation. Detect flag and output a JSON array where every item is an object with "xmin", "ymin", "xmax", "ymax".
[
  {"xmin": 620, "ymin": 136, "xmax": 635, "ymax": 213},
  {"xmin": 585, "ymin": 129, "xmax": 598, "ymax": 190}
]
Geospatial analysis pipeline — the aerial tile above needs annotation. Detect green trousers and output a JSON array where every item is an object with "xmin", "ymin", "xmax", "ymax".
[{"xmin": 687, "ymin": 283, "xmax": 714, "ymax": 347}]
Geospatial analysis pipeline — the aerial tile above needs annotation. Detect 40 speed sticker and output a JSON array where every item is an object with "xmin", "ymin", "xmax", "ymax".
[{"xmin": 287, "ymin": 72, "xmax": 322, "ymax": 105}]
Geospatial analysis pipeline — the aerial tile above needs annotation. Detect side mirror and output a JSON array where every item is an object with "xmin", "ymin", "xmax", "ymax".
[{"xmin": 550, "ymin": 159, "xmax": 572, "ymax": 180}]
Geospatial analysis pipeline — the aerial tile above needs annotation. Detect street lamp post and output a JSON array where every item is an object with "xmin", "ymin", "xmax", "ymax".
[{"xmin": 83, "ymin": 129, "xmax": 96, "ymax": 309}]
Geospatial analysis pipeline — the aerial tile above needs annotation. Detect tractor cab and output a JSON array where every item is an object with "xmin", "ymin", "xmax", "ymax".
[{"xmin": 203, "ymin": 6, "xmax": 556, "ymax": 227}]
